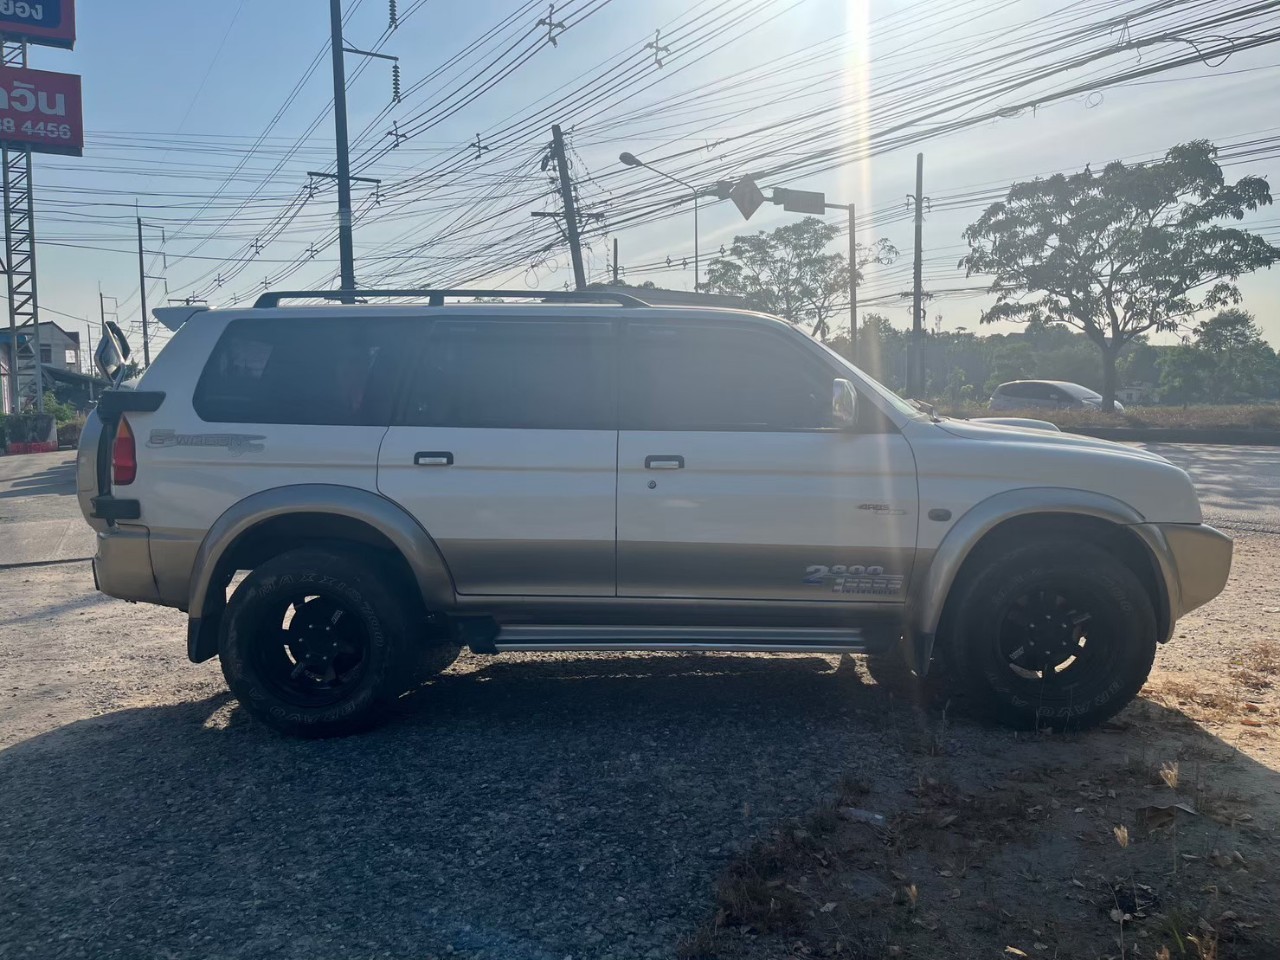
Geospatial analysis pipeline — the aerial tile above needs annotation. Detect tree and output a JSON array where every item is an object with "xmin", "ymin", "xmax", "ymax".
[
  {"xmin": 961, "ymin": 141, "xmax": 1280, "ymax": 410},
  {"xmin": 1190, "ymin": 308, "xmax": 1280, "ymax": 401},
  {"xmin": 705, "ymin": 217, "xmax": 896, "ymax": 339}
]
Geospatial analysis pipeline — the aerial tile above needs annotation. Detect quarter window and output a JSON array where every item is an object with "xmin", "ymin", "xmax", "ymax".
[{"xmin": 193, "ymin": 317, "xmax": 411, "ymax": 425}]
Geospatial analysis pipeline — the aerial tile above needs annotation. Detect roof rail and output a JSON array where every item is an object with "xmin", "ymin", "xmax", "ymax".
[{"xmin": 252, "ymin": 288, "xmax": 650, "ymax": 309}]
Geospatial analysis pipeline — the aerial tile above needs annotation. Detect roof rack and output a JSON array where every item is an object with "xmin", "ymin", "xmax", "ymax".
[{"xmin": 252, "ymin": 288, "xmax": 649, "ymax": 309}]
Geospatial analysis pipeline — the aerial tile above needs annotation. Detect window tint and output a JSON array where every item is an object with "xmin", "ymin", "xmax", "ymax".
[
  {"xmin": 400, "ymin": 319, "xmax": 614, "ymax": 430},
  {"xmin": 997, "ymin": 382, "xmax": 1032, "ymax": 399},
  {"xmin": 194, "ymin": 317, "xmax": 411, "ymax": 425},
  {"xmin": 621, "ymin": 323, "xmax": 831, "ymax": 431}
]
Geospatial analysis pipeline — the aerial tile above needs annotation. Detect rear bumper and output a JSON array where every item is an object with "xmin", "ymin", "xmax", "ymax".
[
  {"xmin": 1155, "ymin": 522, "xmax": 1233, "ymax": 618},
  {"xmin": 93, "ymin": 526, "xmax": 162, "ymax": 605}
]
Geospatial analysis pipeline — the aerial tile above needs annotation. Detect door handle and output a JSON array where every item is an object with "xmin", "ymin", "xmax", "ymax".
[
  {"xmin": 644, "ymin": 455, "xmax": 684, "ymax": 470},
  {"xmin": 414, "ymin": 451, "xmax": 454, "ymax": 466}
]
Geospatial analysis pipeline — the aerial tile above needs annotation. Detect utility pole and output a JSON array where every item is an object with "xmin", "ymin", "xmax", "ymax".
[
  {"xmin": 612, "ymin": 237, "xmax": 619, "ymax": 284},
  {"xmin": 136, "ymin": 213, "xmax": 150, "ymax": 366},
  {"xmin": 550, "ymin": 124, "xmax": 586, "ymax": 290},
  {"xmin": 911, "ymin": 152, "xmax": 925, "ymax": 396},
  {"xmin": 330, "ymin": 0, "xmax": 356, "ymax": 296},
  {"xmin": 848, "ymin": 204, "xmax": 857, "ymax": 361}
]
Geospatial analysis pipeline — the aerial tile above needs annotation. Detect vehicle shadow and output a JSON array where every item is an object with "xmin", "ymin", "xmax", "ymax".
[
  {"xmin": 0, "ymin": 464, "xmax": 76, "ymax": 500},
  {"xmin": 0, "ymin": 654, "xmax": 1275, "ymax": 960}
]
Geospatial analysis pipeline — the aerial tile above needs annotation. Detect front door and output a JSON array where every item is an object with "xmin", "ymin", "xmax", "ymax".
[
  {"xmin": 378, "ymin": 316, "xmax": 617, "ymax": 596},
  {"xmin": 616, "ymin": 320, "xmax": 918, "ymax": 602}
]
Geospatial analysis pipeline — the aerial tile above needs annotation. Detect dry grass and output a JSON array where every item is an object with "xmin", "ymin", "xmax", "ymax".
[
  {"xmin": 1146, "ymin": 678, "xmax": 1246, "ymax": 724},
  {"xmin": 687, "ymin": 749, "xmax": 1277, "ymax": 960}
]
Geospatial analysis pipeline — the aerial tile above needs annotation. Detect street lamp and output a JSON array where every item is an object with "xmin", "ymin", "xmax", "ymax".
[{"xmin": 619, "ymin": 151, "xmax": 700, "ymax": 291}]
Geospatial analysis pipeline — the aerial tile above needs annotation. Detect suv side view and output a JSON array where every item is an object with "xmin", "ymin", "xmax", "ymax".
[
  {"xmin": 990, "ymin": 379, "xmax": 1126, "ymax": 414},
  {"xmin": 79, "ymin": 290, "xmax": 1232, "ymax": 737}
]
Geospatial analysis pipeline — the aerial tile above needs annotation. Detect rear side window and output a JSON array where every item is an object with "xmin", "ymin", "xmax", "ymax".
[
  {"xmin": 193, "ymin": 317, "xmax": 412, "ymax": 425},
  {"xmin": 399, "ymin": 319, "xmax": 614, "ymax": 430},
  {"xmin": 998, "ymin": 382, "xmax": 1042, "ymax": 400}
]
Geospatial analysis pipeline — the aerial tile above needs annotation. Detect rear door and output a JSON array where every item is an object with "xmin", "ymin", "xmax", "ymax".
[
  {"xmin": 377, "ymin": 315, "xmax": 618, "ymax": 597},
  {"xmin": 615, "ymin": 320, "xmax": 918, "ymax": 602}
]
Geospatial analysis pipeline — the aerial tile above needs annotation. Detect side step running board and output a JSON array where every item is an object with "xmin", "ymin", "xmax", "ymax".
[{"xmin": 488, "ymin": 624, "xmax": 866, "ymax": 654}]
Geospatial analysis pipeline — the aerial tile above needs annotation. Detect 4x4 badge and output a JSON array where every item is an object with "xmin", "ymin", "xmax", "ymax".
[{"xmin": 147, "ymin": 429, "xmax": 266, "ymax": 456}]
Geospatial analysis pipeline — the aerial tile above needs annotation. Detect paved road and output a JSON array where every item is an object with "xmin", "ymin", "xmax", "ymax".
[
  {"xmin": 0, "ymin": 443, "xmax": 1277, "ymax": 567},
  {"xmin": 1142, "ymin": 443, "xmax": 1280, "ymax": 535},
  {"xmin": 0, "ymin": 451, "xmax": 94, "ymax": 567}
]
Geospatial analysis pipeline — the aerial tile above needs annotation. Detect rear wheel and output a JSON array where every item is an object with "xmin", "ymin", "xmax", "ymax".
[
  {"xmin": 219, "ymin": 548, "xmax": 409, "ymax": 737},
  {"xmin": 944, "ymin": 540, "xmax": 1156, "ymax": 731}
]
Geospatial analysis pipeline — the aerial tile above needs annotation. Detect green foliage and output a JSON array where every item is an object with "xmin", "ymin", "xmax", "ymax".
[
  {"xmin": 962, "ymin": 141, "xmax": 1280, "ymax": 409},
  {"xmin": 1157, "ymin": 309, "xmax": 1280, "ymax": 403},
  {"xmin": 706, "ymin": 217, "xmax": 896, "ymax": 338},
  {"xmin": 2, "ymin": 412, "xmax": 55, "ymax": 445},
  {"xmin": 41, "ymin": 391, "xmax": 79, "ymax": 425}
]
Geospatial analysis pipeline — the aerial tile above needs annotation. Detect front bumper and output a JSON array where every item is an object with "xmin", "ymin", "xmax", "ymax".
[{"xmin": 1153, "ymin": 522, "xmax": 1233, "ymax": 619}]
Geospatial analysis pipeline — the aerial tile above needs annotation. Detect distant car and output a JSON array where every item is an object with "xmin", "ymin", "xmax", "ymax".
[{"xmin": 989, "ymin": 380, "xmax": 1124, "ymax": 414}]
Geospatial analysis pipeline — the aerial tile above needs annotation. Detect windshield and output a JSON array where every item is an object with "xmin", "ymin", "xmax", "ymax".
[{"xmin": 813, "ymin": 340, "xmax": 924, "ymax": 420}]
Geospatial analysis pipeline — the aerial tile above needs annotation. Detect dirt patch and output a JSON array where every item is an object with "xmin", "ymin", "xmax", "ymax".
[{"xmin": 683, "ymin": 534, "xmax": 1280, "ymax": 960}]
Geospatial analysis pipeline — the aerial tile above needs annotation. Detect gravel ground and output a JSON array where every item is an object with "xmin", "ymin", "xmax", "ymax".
[
  {"xmin": 0, "ymin": 562, "xmax": 922, "ymax": 960},
  {"xmin": 2, "ymin": 448, "xmax": 1278, "ymax": 960}
]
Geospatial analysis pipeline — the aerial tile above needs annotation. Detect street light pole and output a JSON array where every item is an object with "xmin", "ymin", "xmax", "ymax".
[{"xmin": 620, "ymin": 152, "xmax": 700, "ymax": 291}]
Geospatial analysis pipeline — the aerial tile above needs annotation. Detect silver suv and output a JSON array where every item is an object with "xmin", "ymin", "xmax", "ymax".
[
  {"xmin": 78, "ymin": 289, "xmax": 1230, "ymax": 737},
  {"xmin": 990, "ymin": 380, "xmax": 1126, "ymax": 414}
]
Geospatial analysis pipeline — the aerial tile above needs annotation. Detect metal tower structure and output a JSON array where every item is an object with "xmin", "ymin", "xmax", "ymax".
[{"xmin": 2, "ymin": 38, "xmax": 43, "ymax": 413}]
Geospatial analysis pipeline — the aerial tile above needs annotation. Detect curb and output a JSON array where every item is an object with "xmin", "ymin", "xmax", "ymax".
[{"xmin": 1063, "ymin": 427, "xmax": 1280, "ymax": 446}]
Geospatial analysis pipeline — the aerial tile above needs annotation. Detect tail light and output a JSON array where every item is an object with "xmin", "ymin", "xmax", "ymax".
[{"xmin": 112, "ymin": 416, "xmax": 137, "ymax": 486}]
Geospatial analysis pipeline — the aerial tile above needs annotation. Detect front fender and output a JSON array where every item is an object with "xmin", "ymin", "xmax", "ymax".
[
  {"xmin": 912, "ymin": 487, "xmax": 1178, "ymax": 640},
  {"xmin": 186, "ymin": 485, "xmax": 456, "ymax": 661}
]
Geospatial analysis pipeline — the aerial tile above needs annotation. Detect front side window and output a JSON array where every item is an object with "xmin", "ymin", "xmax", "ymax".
[
  {"xmin": 621, "ymin": 322, "xmax": 831, "ymax": 431},
  {"xmin": 400, "ymin": 319, "xmax": 614, "ymax": 430},
  {"xmin": 194, "ymin": 316, "xmax": 411, "ymax": 425}
]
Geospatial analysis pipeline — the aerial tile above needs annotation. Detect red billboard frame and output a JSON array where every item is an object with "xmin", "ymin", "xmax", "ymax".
[
  {"xmin": 0, "ymin": 0, "xmax": 76, "ymax": 50},
  {"xmin": 0, "ymin": 66, "xmax": 82, "ymax": 156}
]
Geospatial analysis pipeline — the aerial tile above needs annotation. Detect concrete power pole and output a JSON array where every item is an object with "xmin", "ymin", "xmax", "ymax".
[
  {"xmin": 911, "ymin": 152, "xmax": 925, "ymax": 396},
  {"xmin": 330, "ymin": 0, "xmax": 356, "ymax": 296},
  {"xmin": 550, "ymin": 124, "xmax": 586, "ymax": 290},
  {"xmin": 848, "ymin": 203, "xmax": 857, "ymax": 361},
  {"xmin": 613, "ymin": 237, "xmax": 619, "ymax": 284},
  {"xmin": 136, "ymin": 214, "xmax": 150, "ymax": 366}
]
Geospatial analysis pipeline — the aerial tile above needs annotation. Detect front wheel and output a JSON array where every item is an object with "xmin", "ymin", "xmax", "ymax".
[
  {"xmin": 219, "ymin": 548, "xmax": 409, "ymax": 737},
  {"xmin": 943, "ymin": 540, "xmax": 1157, "ymax": 731}
]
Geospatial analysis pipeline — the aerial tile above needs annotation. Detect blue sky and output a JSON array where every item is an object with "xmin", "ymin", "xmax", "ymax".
[{"xmin": 21, "ymin": 0, "xmax": 1280, "ymax": 358}]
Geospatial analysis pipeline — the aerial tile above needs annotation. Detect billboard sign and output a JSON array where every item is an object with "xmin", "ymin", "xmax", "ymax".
[
  {"xmin": 0, "ymin": 0, "xmax": 76, "ymax": 49},
  {"xmin": 0, "ymin": 66, "xmax": 83, "ymax": 156}
]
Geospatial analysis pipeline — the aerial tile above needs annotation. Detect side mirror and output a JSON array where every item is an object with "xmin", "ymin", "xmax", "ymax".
[
  {"xmin": 94, "ymin": 320, "xmax": 132, "ymax": 383},
  {"xmin": 832, "ymin": 378, "xmax": 859, "ymax": 429}
]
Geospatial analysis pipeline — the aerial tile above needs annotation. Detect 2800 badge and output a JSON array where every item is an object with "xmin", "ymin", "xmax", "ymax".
[{"xmin": 803, "ymin": 563, "xmax": 905, "ymax": 596}]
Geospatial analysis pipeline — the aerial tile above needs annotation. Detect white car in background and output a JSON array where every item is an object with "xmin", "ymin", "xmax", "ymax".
[{"xmin": 990, "ymin": 380, "xmax": 1125, "ymax": 414}]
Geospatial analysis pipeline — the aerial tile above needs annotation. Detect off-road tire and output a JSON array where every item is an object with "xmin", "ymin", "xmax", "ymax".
[
  {"xmin": 944, "ymin": 539, "xmax": 1156, "ymax": 731},
  {"xmin": 219, "ymin": 548, "xmax": 410, "ymax": 738}
]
